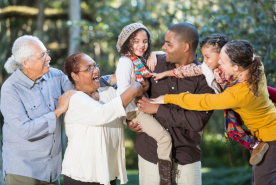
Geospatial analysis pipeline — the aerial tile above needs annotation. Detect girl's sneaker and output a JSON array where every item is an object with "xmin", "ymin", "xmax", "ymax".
[{"xmin": 249, "ymin": 142, "xmax": 269, "ymax": 165}]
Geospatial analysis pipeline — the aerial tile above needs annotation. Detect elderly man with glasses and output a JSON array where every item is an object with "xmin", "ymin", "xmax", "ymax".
[{"xmin": 0, "ymin": 35, "xmax": 114, "ymax": 185}]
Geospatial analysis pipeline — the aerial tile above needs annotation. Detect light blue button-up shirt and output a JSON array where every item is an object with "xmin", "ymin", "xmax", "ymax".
[{"xmin": 0, "ymin": 68, "xmax": 111, "ymax": 182}]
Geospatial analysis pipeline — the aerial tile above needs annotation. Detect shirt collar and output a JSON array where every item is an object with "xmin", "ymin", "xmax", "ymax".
[{"xmin": 15, "ymin": 69, "xmax": 48, "ymax": 89}]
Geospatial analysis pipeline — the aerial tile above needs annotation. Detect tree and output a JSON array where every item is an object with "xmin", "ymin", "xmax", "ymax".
[{"xmin": 68, "ymin": 0, "xmax": 81, "ymax": 56}]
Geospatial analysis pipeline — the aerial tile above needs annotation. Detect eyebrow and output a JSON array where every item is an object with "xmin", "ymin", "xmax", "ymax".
[{"xmin": 40, "ymin": 50, "xmax": 47, "ymax": 56}]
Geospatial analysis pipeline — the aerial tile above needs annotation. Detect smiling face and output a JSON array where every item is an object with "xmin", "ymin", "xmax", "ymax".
[
  {"xmin": 131, "ymin": 29, "xmax": 149, "ymax": 57},
  {"xmin": 72, "ymin": 54, "xmax": 100, "ymax": 94},
  {"xmin": 201, "ymin": 45, "xmax": 221, "ymax": 70},
  {"xmin": 22, "ymin": 41, "xmax": 51, "ymax": 81},
  {"xmin": 162, "ymin": 30, "xmax": 186, "ymax": 65},
  {"xmin": 219, "ymin": 46, "xmax": 240, "ymax": 77}
]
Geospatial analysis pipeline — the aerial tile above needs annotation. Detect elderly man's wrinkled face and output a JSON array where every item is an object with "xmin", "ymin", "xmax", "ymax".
[{"xmin": 25, "ymin": 41, "xmax": 51, "ymax": 81}]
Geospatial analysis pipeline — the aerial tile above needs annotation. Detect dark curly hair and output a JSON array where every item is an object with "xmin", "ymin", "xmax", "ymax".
[
  {"xmin": 200, "ymin": 34, "xmax": 230, "ymax": 53},
  {"xmin": 224, "ymin": 40, "xmax": 263, "ymax": 98},
  {"xmin": 64, "ymin": 53, "xmax": 85, "ymax": 85},
  {"xmin": 119, "ymin": 28, "xmax": 152, "ymax": 60}
]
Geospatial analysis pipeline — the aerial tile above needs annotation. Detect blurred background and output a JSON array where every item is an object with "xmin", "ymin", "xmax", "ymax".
[{"xmin": 0, "ymin": 0, "xmax": 275, "ymax": 184}]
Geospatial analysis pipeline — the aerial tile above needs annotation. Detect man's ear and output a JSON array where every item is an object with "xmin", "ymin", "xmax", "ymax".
[
  {"xmin": 71, "ymin": 72, "xmax": 79, "ymax": 82},
  {"xmin": 21, "ymin": 58, "xmax": 31, "ymax": 69},
  {"xmin": 182, "ymin": 43, "xmax": 190, "ymax": 53}
]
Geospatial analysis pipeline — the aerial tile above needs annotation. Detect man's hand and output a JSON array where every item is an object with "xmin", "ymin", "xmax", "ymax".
[
  {"xmin": 127, "ymin": 120, "xmax": 143, "ymax": 132},
  {"xmin": 136, "ymin": 96, "xmax": 160, "ymax": 114},
  {"xmin": 54, "ymin": 90, "xmax": 76, "ymax": 118}
]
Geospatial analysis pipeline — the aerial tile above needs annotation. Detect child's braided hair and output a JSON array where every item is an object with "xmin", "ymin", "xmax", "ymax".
[{"xmin": 200, "ymin": 34, "xmax": 231, "ymax": 53}]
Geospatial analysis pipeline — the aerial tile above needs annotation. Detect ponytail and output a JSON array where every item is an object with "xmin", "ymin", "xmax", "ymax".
[
  {"xmin": 4, "ymin": 55, "xmax": 22, "ymax": 74},
  {"xmin": 246, "ymin": 55, "xmax": 263, "ymax": 98},
  {"xmin": 225, "ymin": 40, "xmax": 263, "ymax": 98}
]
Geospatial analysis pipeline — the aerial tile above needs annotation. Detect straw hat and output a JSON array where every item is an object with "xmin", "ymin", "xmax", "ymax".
[{"xmin": 116, "ymin": 23, "xmax": 150, "ymax": 52}]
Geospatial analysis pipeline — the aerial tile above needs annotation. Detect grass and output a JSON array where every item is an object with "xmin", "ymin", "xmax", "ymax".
[{"xmin": 59, "ymin": 167, "xmax": 252, "ymax": 185}]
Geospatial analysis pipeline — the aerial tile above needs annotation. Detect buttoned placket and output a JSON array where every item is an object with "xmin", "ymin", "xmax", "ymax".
[{"xmin": 38, "ymin": 80, "xmax": 56, "ymax": 181}]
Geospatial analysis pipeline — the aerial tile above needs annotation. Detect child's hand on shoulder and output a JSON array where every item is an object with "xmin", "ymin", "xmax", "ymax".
[
  {"xmin": 238, "ymin": 69, "xmax": 249, "ymax": 83},
  {"xmin": 150, "ymin": 72, "xmax": 166, "ymax": 81},
  {"xmin": 147, "ymin": 53, "xmax": 157, "ymax": 72}
]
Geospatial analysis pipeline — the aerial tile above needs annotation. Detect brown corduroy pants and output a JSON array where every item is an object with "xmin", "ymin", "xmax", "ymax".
[{"xmin": 252, "ymin": 140, "xmax": 276, "ymax": 185}]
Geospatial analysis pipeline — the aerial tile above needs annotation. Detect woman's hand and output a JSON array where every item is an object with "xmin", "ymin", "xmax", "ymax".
[
  {"xmin": 120, "ymin": 75, "xmax": 143, "ymax": 108},
  {"xmin": 150, "ymin": 95, "xmax": 165, "ymax": 104},
  {"xmin": 130, "ymin": 76, "xmax": 143, "ymax": 97},
  {"xmin": 142, "ymin": 78, "xmax": 150, "ymax": 92}
]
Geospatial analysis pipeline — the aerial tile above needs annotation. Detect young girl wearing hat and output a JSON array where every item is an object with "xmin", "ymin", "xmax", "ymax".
[{"xmin": 116, "ymin": 23, "xmax": 174, "ymax": 185}]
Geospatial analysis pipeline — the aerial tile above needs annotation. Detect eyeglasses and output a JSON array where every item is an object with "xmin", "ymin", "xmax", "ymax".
[
  {"xmin": 38, "ymin": 50, "xmax": 50, "ymax": 61},
  {"xmin": 77, "ymin": 64, "xmax": 100, "ymax": 73}
]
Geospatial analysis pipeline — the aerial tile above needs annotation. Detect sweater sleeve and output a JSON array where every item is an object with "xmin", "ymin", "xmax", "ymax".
[
  {"xmin": 164, "ymin": 84, "xmax": 246, "ymax": 111},
  {"xmin": 67, "ymin": 92, "xmax": 126, "ymax": 126},
  {"xmin": 172, "ymin": 63, "xmax": 202, "ymax": 78},
  {"xmin": 115, "ymin": 57, "xmax": 137, "ymax": 113}
]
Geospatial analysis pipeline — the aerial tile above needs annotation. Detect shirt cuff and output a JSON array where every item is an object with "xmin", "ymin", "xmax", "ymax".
[
  {"xmin": 164, "ymin": 94, "xmax": 178, "ymax": 104},
  {"xmin": 43, "ymin": 112, "xmax": 57, "ymax": 133}
]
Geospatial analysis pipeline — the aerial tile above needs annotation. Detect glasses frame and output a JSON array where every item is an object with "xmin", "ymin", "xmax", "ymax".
[
  {"xmin": 38, "ymin": 50, "xmax": 50, "ymax": 61},
  {"xmin": 76, "ymin": 64, "xmax": 100, "ymax": 73}
]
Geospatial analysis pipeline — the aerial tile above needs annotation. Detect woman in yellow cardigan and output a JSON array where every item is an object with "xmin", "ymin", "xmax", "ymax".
[{"xmin": 152, "ymin": 40, "xmax": 276, "ymax": 185}]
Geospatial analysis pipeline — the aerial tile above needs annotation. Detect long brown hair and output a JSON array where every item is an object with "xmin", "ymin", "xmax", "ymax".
[{"xmin": 224, "ymin": 40, "xmax": 263, "ymax": 97}]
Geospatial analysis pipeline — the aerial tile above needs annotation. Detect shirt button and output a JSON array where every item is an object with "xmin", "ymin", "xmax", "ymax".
[
  {"xmin": 166, "ymin": 129, "xmax": 169, "ymax": 131},
  {"xmin": 206, "ymin": 111, "xmax": 208, "ymax": 113},
  {"xmin": 49, "ymin": 104, "xmax": 51, "ymax": 106},
  {"xmin": 41, "ymin": 88, "xmax": 43, "ymax": 90},
  {"xmin": 156, "ymin": 81, "xmax": 158, "ymax": 83},
  {"xmin": 172, "ymin": 87, "xmax": 174, "ymax": 89},
  {"xmin": 33, "ymin": 106, "xmax": 36, "ymax": 108},
  {"xmin": 187, "ymin": 91, "xmax": 189, "ymax": 93}
]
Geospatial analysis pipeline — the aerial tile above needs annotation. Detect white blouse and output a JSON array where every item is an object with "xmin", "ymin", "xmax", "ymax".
[
  {"xmin": 61, "ymin": 87, "xmax": 128, "ymax": 185},
  {"xmin": 116, "ymin": 56, "xmax": 137, "ymax": 113}
]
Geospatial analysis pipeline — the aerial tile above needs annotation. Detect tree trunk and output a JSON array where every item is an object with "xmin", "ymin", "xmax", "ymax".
[
  {"xmin": 36, "ymin": 1, "xmax": 45, "ymax": 40},
  {"xmin": 68, "ymin": 0, "xmax": 81, "ymax": 56}
]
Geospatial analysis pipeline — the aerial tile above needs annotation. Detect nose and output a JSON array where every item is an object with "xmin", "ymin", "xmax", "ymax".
[
  {"xmin": 162, "ymin": 44, "xmax": 166, "ymax": 51},
  {"xmin": 47, "ymin": 55, "xmax": 51, "ymax": 61}
]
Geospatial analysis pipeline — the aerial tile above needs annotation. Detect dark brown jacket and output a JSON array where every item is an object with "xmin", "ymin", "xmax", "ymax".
[{"xmin": 134, "ymin": 54, "xmax": 214, "ymax": 165}]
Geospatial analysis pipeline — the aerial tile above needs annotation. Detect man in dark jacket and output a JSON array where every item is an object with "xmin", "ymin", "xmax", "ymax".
[{"xmin": 128, "ymin": 22, "xmax": 214, "ymax": 185}]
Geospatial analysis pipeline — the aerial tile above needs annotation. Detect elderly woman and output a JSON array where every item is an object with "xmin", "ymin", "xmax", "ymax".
[{"xmin": 61, "ymin": 53, "xmax": 143, "ymax": 185}]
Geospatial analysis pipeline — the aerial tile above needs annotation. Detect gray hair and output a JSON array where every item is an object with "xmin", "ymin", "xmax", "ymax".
[{"xmin": 4, "ymin": 35, "xmax": 42, "ymax": 73}]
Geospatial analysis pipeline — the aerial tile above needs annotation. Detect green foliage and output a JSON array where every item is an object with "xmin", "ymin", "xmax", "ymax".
[{"xmin": 1, "ymin": 1, "xmax": 276, "ymax": 183}]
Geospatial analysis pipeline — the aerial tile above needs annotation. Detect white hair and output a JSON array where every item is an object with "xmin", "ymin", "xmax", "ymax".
[{"xmin": 4, "ymin": 35, "xmax": 43, "ymax": 73}]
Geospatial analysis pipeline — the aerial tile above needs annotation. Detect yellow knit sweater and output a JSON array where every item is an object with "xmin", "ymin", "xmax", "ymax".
[{"xmin": 164, "ymin": 73, "xmax": 276, "ymax": 142}]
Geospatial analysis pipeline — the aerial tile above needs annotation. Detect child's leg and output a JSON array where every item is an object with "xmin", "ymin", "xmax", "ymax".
[{"xmin": 133, "ymin": 111, "xmax": 172, "ymax": 162}]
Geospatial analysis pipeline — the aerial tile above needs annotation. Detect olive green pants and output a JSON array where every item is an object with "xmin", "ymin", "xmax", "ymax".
[{"xmin": 5, "ymin": 174, "xmax": 59, "ymax": 185}]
